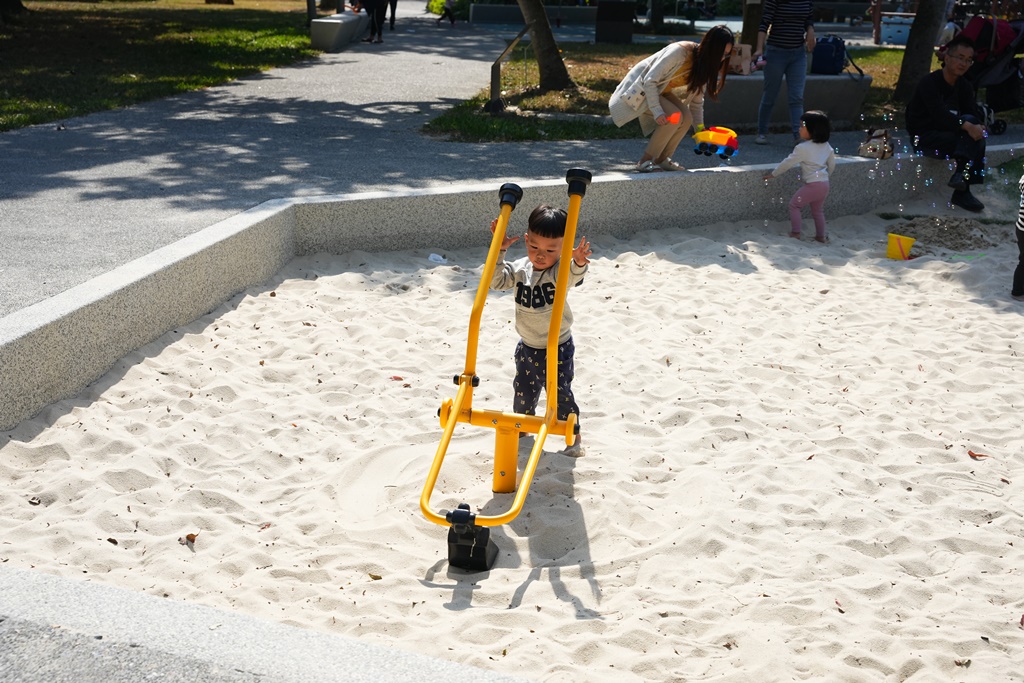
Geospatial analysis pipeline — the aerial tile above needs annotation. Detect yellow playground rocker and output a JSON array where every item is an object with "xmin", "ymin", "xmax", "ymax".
[{"xmin": 419, "ymin": 169, "xmax": 593, "ymax": 572}]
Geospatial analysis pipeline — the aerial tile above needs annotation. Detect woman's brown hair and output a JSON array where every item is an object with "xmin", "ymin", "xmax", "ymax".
[{"xmin": 687, "ymin": 25, "xmax": 734, "ymax": 102}]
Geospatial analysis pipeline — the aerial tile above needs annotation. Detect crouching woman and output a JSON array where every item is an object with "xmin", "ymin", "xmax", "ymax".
[{"xmin": 608, "ymin": 25, "xmax": 734, "ymax": 173}]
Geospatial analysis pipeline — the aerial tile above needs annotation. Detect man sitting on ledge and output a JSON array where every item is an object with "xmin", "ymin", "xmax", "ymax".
[{"xmin": 905, "ymin": 34, "xmax": 987, "ymax": 213}]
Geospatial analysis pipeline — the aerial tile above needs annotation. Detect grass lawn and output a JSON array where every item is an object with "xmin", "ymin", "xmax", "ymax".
[{"xmin": 0, "ymin": 0, "xmax": 320, "ymax": 131}]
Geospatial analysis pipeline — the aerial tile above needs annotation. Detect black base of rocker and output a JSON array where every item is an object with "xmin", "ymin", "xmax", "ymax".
[{"xmin": 446, "ymin": 503, "xmax": 498, "ymax": 572}]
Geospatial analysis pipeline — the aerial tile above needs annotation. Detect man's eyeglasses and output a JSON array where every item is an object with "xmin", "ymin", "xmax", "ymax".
[{"xmin": 946, "ymin": 53, "xmax": 975, "ymax": 64}]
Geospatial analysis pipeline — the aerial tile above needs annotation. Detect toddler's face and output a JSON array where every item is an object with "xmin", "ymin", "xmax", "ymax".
[
  {"xmin": 524, "ymin": 231, "xmax": 563, "ymax": 271},
  {"xmin": 799, "ymin": 122, "xmax": 811, "ymax": 141}
]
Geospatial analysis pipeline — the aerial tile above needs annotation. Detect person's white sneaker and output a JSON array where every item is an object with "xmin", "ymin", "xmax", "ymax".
[{"xmin": 754, "ymin": 135, "xmax": 768, "ymax": 145}]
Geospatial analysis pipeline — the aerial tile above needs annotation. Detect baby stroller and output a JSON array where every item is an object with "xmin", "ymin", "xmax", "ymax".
[{"xmin": 950, "ymin": 15, "xmax": 1024, "ymax": 134}]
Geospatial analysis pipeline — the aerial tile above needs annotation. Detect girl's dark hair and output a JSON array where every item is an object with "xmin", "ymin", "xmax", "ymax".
[
  {"xmin": 689, "ymin": 25, "xmax": 734, "ymax": 102},
  {"xmin": 527, "ymin": 204, "xmax": 567, "ymax": 238},
  {"xmin": 802, "ymin": 110, "xmax": 831, "ymax": 143}
]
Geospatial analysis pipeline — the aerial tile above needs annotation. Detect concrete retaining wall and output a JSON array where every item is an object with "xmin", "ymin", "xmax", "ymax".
[
  {"xmin": 705, "ymin": 73, "xmax": 873, "ymax": 132},
  {"xmin": 1, "ymin": 146, "xmax": 1016, "ymax": 430}
]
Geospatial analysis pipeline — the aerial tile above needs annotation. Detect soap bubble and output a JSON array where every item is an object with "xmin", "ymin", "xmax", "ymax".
[{"xmin": 867, "ymin": 169, "xmax": 876, "ymax": 180}]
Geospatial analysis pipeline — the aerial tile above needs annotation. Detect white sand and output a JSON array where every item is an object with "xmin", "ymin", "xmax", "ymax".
[{"xmin": 3, "ymin": 192, "xmax": 1024, "ymax": 682}]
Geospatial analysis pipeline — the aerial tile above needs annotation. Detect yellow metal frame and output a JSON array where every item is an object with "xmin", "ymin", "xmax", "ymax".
[{"xmin": 420, "ymin": 183, "xmax": 585, "ymax": 528}]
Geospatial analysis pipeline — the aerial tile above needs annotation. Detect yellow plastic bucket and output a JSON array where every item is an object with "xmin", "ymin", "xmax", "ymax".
[{"xmin": 886, "ymin": 233, "xmax": 916, "ymax": 260}]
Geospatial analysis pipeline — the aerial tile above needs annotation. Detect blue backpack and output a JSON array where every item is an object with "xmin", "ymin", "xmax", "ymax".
[{"xmin": 811, "ymin": 34, "xmax": 863, "ymax": 76}]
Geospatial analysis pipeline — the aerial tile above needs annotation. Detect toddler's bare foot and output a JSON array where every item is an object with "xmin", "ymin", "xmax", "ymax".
[
  {"xmin": 814, "ymin": 235, "xmax": 828, "ymax": 244},
  {"xmin": 788, "ymin": 232, "xmax": 801, "ymax": 239}
]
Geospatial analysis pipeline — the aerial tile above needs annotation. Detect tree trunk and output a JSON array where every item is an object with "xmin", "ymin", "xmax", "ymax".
[
  {"xmin": 741, "ymin": 0, "xmax": 763, "ymax": 48},
  {"xmin": 1, "ymin": 0, "xmax": 28, "ymax": 21},
  {"xmin": 893, "ymin": 0, "xmax": 947, "ymax": 102},
  {"xmin": 517, "ymin": 0, "xmax": 574, "ymax": 91},
  {"xmin": 650, "ymin": 0, "xmax": 664, "ymax": 32}
]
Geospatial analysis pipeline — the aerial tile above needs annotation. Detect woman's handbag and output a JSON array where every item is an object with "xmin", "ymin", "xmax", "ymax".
[{"xmin": 858, "ymin": 128, "xmax": 895, "ymax": 160}]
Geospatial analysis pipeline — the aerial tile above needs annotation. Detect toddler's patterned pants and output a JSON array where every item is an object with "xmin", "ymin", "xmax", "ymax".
[{"xmin": 513, "ymin": 337, "xmax": 579, "ymax": 428}]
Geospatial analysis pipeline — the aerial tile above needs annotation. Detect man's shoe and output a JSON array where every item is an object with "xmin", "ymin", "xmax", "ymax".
[
  {"xmin": 948, "ymin": 165, "xmax": 968, "ymax": 191},
  {"xmin": 754, "ymin": 135, "xmax": 768, "ymax": 145},
  {"xmin": 951, "ymin": 189, "xmax": 984, "ymax": 212}
]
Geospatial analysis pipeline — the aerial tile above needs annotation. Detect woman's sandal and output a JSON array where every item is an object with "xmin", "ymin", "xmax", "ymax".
[
  {"xmin": 658, "ymin": 158, "xmax": 685, "ymax": 172},
  {"xmin": 636, "ymin": 160, "xmax": 658, "ymax": 173}
]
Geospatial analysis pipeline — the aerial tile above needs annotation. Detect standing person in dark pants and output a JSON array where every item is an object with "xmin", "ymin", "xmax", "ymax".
[
  {"xmin": 905, "ymin": 35, "xmax": 987, "ymax": 212},
  {"xmin": 752, "ymin": 0, "xmax": 815, "ymax": 145},
  {"xmin": 437, "ymin": 0, "xmax": 456, "ymax": 26},
  {"xmin": 386, "ymin": 0, "xmax": 397, "ymax": 29},
  {"xmin": 359, "ymin": 0, "xmax": 386, "ymax": 43}
]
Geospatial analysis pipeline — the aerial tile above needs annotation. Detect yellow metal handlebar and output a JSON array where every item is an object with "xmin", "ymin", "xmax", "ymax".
[
  {"xmin": 420, "ymin": 171, "xmax": 591, "ymax": 529},
  {"xmin": 541, "ymin": 190, "xmax": 583, "ymax": 426},
  {"xmin": 464, "ymin": 202, "xmax": 514, "ymax": 375}
]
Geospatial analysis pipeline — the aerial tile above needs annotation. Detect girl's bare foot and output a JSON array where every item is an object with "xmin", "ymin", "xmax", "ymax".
[
  {"xmin": 814, "ymin": 235, "xmax": 828, "ymax": 244},
  {"xmin": 789, "ymin": 232, "xmax": 801, "ymax": 239}
]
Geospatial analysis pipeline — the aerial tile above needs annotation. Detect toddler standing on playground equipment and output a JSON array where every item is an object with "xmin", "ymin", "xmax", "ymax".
[
  {"xmin": 489, "ymin": 204, "xmax": 593, "ymax": 456},
  {"xmin": 763, "ymin": 110, "xmax": 836, "ymax": 243}
]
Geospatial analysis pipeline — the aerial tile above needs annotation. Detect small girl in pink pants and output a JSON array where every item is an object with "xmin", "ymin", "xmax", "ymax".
[{"xmin": 764, "ymin": 110, "xmax": 836, "ymax": 243}]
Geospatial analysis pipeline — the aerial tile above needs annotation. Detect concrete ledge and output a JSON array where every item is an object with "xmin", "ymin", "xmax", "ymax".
[
  {"xmin": 0, "ymin": 566, "xmax": 531, "ymax": 683},
  {"xmin": 705, "ymin": 72, "xmax": 873, "ymax": 131},
  {"xmin": 0, "ymin": 144, "xmax": 1018, "ymax": 430},
  {"xmin": 0, "ymin": 202, "xmax": 296, "ymax": 431},
  {"xmin": 311, "ymin": 13, "xmax": 370, "ymax": 52},
  {"xmin": 469, "ymin": 5, "xmax": 598, "ymax": 25}
]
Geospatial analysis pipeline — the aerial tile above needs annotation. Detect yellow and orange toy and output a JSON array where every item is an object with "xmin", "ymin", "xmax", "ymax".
[{"xmin": 419, "ymin": 169, "xmax": 592, "ymax": 572}]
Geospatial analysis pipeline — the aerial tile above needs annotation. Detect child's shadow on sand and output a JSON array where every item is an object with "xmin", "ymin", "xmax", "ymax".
[{"xmin": 495, "ymin": 438, "xmax": 601, "ymax": 619}]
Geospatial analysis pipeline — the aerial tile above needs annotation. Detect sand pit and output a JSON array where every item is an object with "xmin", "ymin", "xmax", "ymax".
[{"xmin": 3, "ymin": 199, "xmax": 1024, "ymax": 681}]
